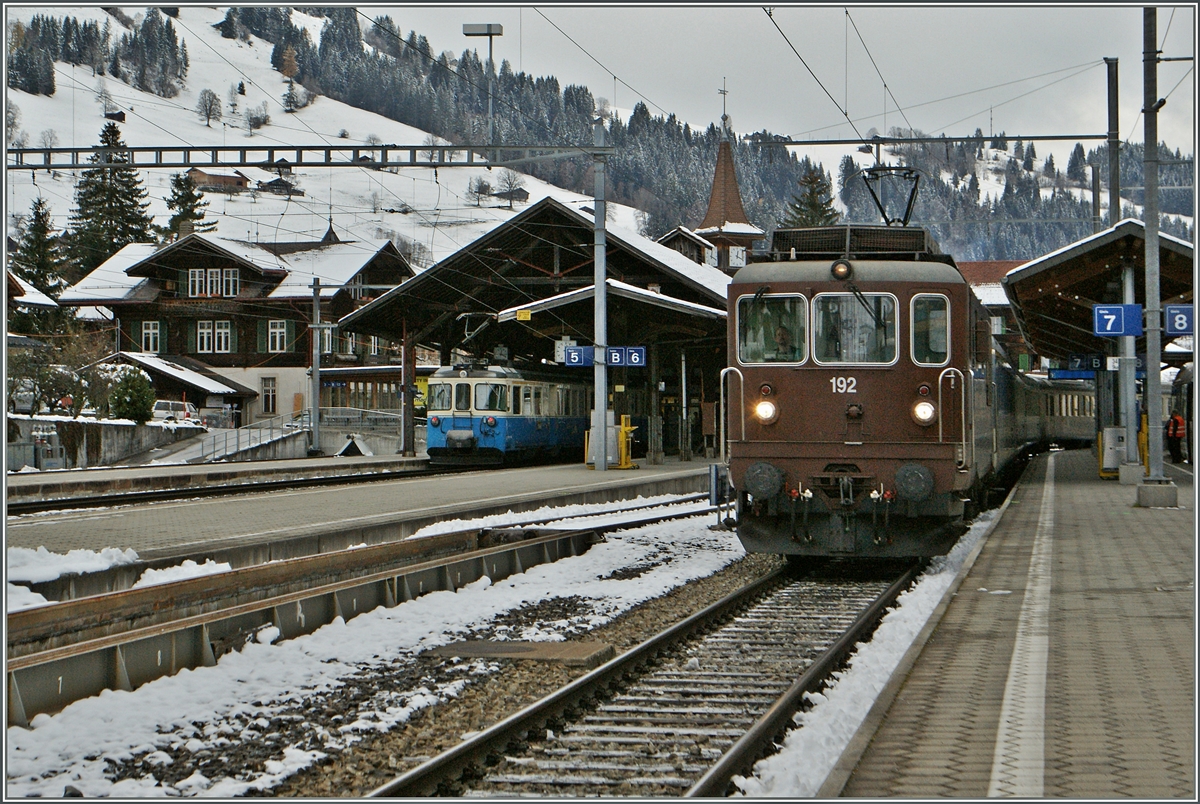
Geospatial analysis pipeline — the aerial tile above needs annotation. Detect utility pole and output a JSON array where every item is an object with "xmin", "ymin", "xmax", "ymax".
[
  {"xmin": 1137, "ymin": 6, "xmax": 1176, "ymax": 506},
  {"xmin": 309, "ymin": 278, "xmax": 323, "ymax": 456},
  {"xmin": 464, "ymin": 24, "xmax": 502, "ymax": 152},
  {"xmin": 592, "ymin": 115, "xmax": 608, "ymax": 472}
]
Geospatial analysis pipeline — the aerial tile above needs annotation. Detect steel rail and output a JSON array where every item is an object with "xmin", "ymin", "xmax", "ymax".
[
  {"xmin": 685, "ymin": 561, "xmax": 923, "ymax": 796},
  {"xmin": 367, "ymin": 566, "xmax": 793, "ymax": 797}
]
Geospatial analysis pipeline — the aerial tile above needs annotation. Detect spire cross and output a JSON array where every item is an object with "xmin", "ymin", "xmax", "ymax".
[{"xmin": 718, "ymin": 78, "xmax": 728, "ymax": 118}]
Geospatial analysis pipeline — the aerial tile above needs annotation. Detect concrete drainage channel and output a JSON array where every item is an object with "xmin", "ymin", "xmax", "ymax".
[{"xmin": 6, "ymin": 501, "xmax": 715, "ymax": 728}]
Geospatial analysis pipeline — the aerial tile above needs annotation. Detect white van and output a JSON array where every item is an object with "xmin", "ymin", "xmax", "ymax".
[{"xmin": 152, "ymin": 400, "xmax": 199, "ymax": 422}]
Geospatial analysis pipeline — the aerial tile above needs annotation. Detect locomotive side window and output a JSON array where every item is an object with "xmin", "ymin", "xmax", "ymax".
[
  {"xmin": 812, "ymin": 293, "xmax": 897, "ymax": 365},
  {"xmin": 427, "ymin": 383, "xmax": 453, "ymax": 411},
  {"xmin": 475, "ymin": 383, "xmax": 508, "ymax": 412},
  {"xmin": 911, "ymin": 294, "xmax": 950, "ymax": 366},
  {"xmin": 455, "ymin": 383, "xmax": 471, "ymax": 411},
  {"xmin": 737, "ymin": 294, "xmax": 807, "ymax": 364}
]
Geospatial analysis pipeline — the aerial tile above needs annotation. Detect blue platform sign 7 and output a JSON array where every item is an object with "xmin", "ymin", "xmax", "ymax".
[
  {"xmin": 1093, "ymin": 304, "xmax": 1143, "ymax": 337},
  {"xmin": 1165, "ymin": 304, "xmax": 1194, "ymax": 336},
  {"xmin": 563, "ymin": 346, "xmax": 593, "ymax": 366}
]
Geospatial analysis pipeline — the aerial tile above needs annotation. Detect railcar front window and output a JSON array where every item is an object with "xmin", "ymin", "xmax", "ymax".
[
  {"xmin": 455, "ymin": 383, "xmax": 471, "ymax": 411},
  {"xmin": 911, "ymin": 294, "xmax": 949, "ymax": 366},
  {"xmin": 813, "ymin": 293, "xmax": 897, "ymax": 364},
  {"xmin": 427, "ymin": 383, "xmax": 453, "ymax": 411},
  {"xmin": 475, "ymin": 383, "xmax": 508, "ymax": 411},
  {"xmin": 737, "ymin": 294, "xmax": 807, "ymax": 364}
]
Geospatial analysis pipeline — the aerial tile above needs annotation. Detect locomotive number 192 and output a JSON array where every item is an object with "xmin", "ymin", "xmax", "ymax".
[{"xmin": 830, "ymin": 376, "xmax": 857, "ymax": 393}]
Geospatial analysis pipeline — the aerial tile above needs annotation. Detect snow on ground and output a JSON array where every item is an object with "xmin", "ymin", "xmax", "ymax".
[
  {"xmin": 6, "ymin": 546, "xmax": 140, "ymax": 584},
  {"xmin": 6, "ymin": 584, "xmax": 51, "ymax": 611},
  {"xmin": 4, "ymin": 508, "xmax": 745, "ymax": 798},
  {"xmin": 130, "ymin": 559, "xmax": 233, "ymax": 589},
  {"xmin": 5, "ymin": 6, "xmax": 642, "ymax": 269},
  {"xmin": 733, "ymin": 508, "xmax": 998, "ymax": 797}
]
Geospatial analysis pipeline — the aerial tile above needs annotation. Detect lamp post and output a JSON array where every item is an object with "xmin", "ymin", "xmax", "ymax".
[{"xmin": 464, "ymin": 24, "xmax": 503, "ymax": 149}]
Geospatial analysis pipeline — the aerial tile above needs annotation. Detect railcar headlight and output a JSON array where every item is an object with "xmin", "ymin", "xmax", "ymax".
[
  {"xmin": 911, "ymin": 400, "xmax": 937, "ymax": 426},
  {"xmin": 754, "ymin": 399, "xmax": 779, "ymax": 424},
  {"xmin": 484, "ymin": 416, "xmax": 497, "ymax": 427},
  {"xmin": 429, "ymin": 415, "xmax": 441, "ymax": 427}
]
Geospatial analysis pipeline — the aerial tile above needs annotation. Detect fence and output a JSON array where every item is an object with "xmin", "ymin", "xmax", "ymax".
[{"xmin": 192, "ymin": 408, "xmax": 407, "ymax": 463}]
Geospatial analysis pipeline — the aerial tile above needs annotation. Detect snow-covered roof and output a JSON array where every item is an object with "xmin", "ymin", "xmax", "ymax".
[
  {"xmin": 496, "ymin": 278, "xmax": 727, "ymax": 323},
  {"xmin": 187, "ymin": 167, "xmax": 248, "ymax": 180},
  {"xmin": 58, "ymin": 244, "xmax": 159, "ymax": 302},
  {"xmin": 1003, "ymin": 218, "xmax": 1193, "ymax": 281},
  {"xmin": 267, "ymin": 239, "xmax": 395, "ymax": 298},
  {"xmin": 971, "ymin": 283, "xmax": 1010, "ymax": 307},
  {"xmin": 658, "ymin": 226, "xmax": 716, "ymax": 250},
  {"xmin": 694, "ymin": 221, "xmax": 765, "ymax": 237},
  {"xmin": 117, "ymin": 352, "xmax": 239, "ymax": 395},
  {"xmin": 10, "ymin": 273, "xmax": 58, "ymax": 308},
  {"xmin": 556, "ymin": 203, "xmax": 731, "ymax": 302}
]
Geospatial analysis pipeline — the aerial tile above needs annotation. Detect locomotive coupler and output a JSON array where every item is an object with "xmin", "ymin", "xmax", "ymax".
[
  {"xmin": 869, "ymin": 485, "xmax": 894, "ymax": 545},
  {"xmin": 787, "ymin": 486, "xmax": 813, "ymax": 542}
]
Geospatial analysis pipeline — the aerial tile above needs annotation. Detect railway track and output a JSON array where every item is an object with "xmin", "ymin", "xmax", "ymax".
[
  {"xmin": 6, "ymin": 497, "xmax": 715, "ymax": 729},
  {"xmin": 370, "ymin": 560, "xmax": 922, "ymax": 797}
]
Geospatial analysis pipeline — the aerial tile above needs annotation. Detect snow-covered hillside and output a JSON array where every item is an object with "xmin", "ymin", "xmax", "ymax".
[{"xmin": 5, "ymin": 6, "xmax": 639, "ymax": 270}]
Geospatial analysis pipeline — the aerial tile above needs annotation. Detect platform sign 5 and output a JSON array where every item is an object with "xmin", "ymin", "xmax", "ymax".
[
  {"xmin": 1165, "ymin": 304, "xmax": 1194, "ymax": 336},
  {"xmin": 563, "ymin": 346, "xmax": 593, "ymax": 366},
  {"xmin": 626, "ymin": 347, "xmax": 646, "ymax": 366},
  {"xmin": 1093, "ymin": 304, "xmax": 1143, "ymax": 337}
]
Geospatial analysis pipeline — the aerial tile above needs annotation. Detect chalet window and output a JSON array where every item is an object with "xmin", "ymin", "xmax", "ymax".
[
  {"xmin": 321, "ymin": 328, "xmax": 332, "ymax": 354},
  {"xmin": 268, "ymin": 320, "xmax": 288, "ymax": 353},
  {"xmin": 214, "ymin": 321, "xmax": 231, "ymax": 353},
  {"xmin": 349, "ymin": 274, "xmax": 364, "ymax": 300},
  {"xmin": 370, "ymin": 336, "xmax": 379, "ymax": 356},
  {"xmin": 222, "ymin": 269, "xmax": 239, "ymax": 297},
  {"xmin": 197, "ymin": 320, "xmax": 214, "ymax": 353},
  {"xmin": 141, "ymin": 321, "xmax": 160, "ymax": 353},
  {"xmin": 207, "ymin": 268, "xmax": 222, "ymax": 296},
  {"xmin": 342, "ymin": 332, "xmax": 355, "ymax": 354},
  {"xmin": 189, "ymin": 269, "xmax": 205, "ymax": 297},
  {"xmin": 262, "ymin": 377, "xmax": 277, "ymax": 415}
]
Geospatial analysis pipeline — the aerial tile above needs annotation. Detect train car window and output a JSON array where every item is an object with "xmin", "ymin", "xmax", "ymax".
[
  {"xmin": 532, "ymin": 387, "xmax": 543, "ymax": 415},
  {"xmin": 474, "ymin": 383, "xmax": 509, "ymax": 412},
  {"xmin": 812, "ymin": 293, "xmax": 897, "ymax": 365},
  {"xmin": 455, "ymin": 383, "xmax": 471, "ymax": 411},
  {"xmin": 911, "ymin": 294, "xmax": 950, "ymax": 366},
  {"xmin": 513, "ymin": 385, "xmax": 522, "ymax": 414},
  {"xmin": 427, "ymin": 383, "xmax": 453, "ymax": 411},
  {"xmin": 736, "ymin": 294, "xmax": 807, "ymax": 364}
]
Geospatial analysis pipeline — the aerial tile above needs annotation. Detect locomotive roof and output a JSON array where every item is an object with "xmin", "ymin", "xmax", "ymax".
[
  {"xmin": 730, "ymin": 259, "xmax": 967, "ymax": 287},
  {"xmin": 430, "ymin": 365, "xmax": 583, "ymax": 382}
]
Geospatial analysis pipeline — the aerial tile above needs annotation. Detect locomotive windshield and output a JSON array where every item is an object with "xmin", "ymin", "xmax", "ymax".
[
  {"xmin": 911, "ymin": 294, "xmax": 950, "ymax": 366},
  {"xmin": 812, "ymin": 293, "xmax": 897, "ymax": 364},
  {"xmin": 426, "ymin": 383, "xmax": 453, "ymax": 411},
  {"xmin": 737, "ymin": 294, "xmax": 807, "ymax": 364},
  {"xmin": 475, "ymin": 383, "xmax": 509, "ymax": 411}
]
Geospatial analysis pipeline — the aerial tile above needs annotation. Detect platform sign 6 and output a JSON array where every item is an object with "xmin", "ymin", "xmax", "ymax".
[
  {"xmin": 563, "ymin": 346, "xmax": 594, "ymax": 366},
  {"xmin": 1093, "ymin": 304, "xmax": 1143, "ymax": 337},
  {"xmin": 626, "ymin": 347, "xmax": 646, "ymax": 366},
  {"xmin": 1165, "ymin": 304, "xmax": 1194, "ymax": 336}
]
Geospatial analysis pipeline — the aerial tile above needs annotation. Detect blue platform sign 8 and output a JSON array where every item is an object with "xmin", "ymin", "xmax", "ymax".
[
  {"xmin": 1165, "ymin": 304, "xmax": 1194, "ymax": 336},
  {"xmin": 1093, "ymin": 304, "xmax": 1143, "ymax": 337}
]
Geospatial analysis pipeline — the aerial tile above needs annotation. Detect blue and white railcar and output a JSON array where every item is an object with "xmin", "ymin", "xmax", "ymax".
[{"xmin": 425, "ymin": 366, "xmax": 590, "ymax": 465}]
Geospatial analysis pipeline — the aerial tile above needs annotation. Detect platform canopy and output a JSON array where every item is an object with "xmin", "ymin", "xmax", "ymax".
[
  {"xmin": 1002, "ymin": 219, "xmax": 1193, "ymax": 361},
  {"xmin": 339, "ymin": 197, "xmax": 731, "ymax": 363}
]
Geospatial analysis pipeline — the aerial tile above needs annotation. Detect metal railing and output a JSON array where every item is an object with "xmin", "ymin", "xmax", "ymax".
[{"xmin": 193, "ymin": 408, "xmax": 407, "ymax": 463}]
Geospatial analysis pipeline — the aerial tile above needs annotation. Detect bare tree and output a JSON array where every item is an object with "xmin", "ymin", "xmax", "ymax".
[
  {"xmin": 227, "ymin": 83, "xmax": 239, "ymax": 113},
  {"xmin": 39, "ymin": 129, "xmax": 58, "ymax": 148},
  {"xmin": 423, "ymin": 133, "xmax": 439, "ymax": 163},
  {"xmin": 6, "ymin": 100, "xmax": 21, "ymax": 144},
  {"xmin": 496, "ymin": 169, "xmax": 526, "ymax": 209},
  {"xmin": 94, "ymin": 81, "xmax": 114, "ymax": 114},
  {"xmin": 364, "ymin": 133, "xmax": 383, "ymax": 161},
  {"xmin": 467, "ymin": 176, "xmax": 492, "ymax": 207},
  {"xmin": 195, "ymin": 88, "xmax": 222, "ymax": 127}
]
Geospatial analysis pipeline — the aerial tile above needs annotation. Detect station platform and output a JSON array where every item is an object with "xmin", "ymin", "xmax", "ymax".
[
  {"xmin": 5, "ymin": 457, "xmax": 710, "ymax": 567},
  {"xmin": 826, "ymin": 449, "xmax": 1195, "ymax": 798},
  {"xmin": 4, "ymin": 453, "xmax": 430, "ymax": 506}
]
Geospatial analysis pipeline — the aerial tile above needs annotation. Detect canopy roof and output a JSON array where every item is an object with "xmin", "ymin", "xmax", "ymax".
[{"xmin": 1002, "ymin": 219, "xmax": 1193, "ymax": 360}]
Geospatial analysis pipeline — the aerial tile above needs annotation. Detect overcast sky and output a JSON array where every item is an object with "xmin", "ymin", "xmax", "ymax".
[{"xmin": 362, "ymin": 5, "xmax": 1196, "ymax": 168}]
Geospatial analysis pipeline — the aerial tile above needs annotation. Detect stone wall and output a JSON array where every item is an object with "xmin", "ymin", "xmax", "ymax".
[{"xmin": 8, "ymin": 418, "xmax": 207, "ymax": 469}]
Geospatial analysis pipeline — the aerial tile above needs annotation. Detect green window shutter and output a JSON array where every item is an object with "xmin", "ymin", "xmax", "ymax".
[
  {"xmin": 127, "ymin": 321, "xmax": 139, "ymax": 351},
  {"xmin": 286, "ymin": 320, "xmax": 296, "ymax": 352},
  {"xmin": 229, "ymin": 321, "xmax": 239, "ymax": 353},
  {"xmin": 160, "ymin": 321, "xmax": 168, "ymax": 353},
  {"xmin": 187, "ymin": 321, "xmax": 196, "ymax": 353},
  {"xmin": 258, "ymin": 320, "xmax": 268, "ymax": 353}
]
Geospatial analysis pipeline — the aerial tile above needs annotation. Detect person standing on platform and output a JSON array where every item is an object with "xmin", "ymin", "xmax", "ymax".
[{"xmin": 1166, "ymin": 410, "xmax": 1186, "ymax": 463}]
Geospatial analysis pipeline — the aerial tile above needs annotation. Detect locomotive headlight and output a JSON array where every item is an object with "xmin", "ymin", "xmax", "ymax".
[
  {"xmin": 831, "ymin": 259, "xmax": 853, "ymax": 280},
  {"xmin": 429, "ymin": 415, "xmax": 441, "ymax": 428},
  {"xmin": 754, "ymin": 399, "xmax": 779, "ymax": 424},
  {"xmin": 484, "ymin": 416, "xmax": 497, "ymax": 427},
  {"xmin": 911, "ymin": 400, "xmax": 937, "ymax": 426}
]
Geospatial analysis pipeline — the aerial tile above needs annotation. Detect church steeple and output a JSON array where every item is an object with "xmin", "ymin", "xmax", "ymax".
[{"xmin": 694, "ymin": 87, "xmax": 763, "ymax": 273}]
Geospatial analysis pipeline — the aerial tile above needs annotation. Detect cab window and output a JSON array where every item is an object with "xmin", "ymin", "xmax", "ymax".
[
  {"xmin": 474, "ymin": 383, "xmax": 508, "ymax": 411},
  {"xmin": 737, "ymin": 294, "xmax": 807, "ymax": 364},
  {"xmin": 454, "ymin": 382, "xmax": 471, "ymax": 411},
  {"xmin": 911, "ymin": 294, "xmax": 950, "ymax": 366},
  {"xmin": 427, "ymin": 383, "xmax": 453, "ymax": 411},
  {"xmin": 812, "ymin": 293, "xmax": 897, "ymax": 364}
]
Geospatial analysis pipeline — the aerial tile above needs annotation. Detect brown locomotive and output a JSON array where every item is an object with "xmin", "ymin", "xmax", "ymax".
[{"xmin": 722, "ymin": 226, "xmax": 1091, "ymax": 559}]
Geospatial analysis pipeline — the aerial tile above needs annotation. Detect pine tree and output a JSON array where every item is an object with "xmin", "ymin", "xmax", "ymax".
[
  {"xmin": 1066, "ymin": 142, "xmax": 1087, "ymax": 182},
  {"xmin": 161, "ymin": 172, "xmax": 216, "ymax": 238},
  {"xmin": 65, "ymin": 122, "xmax": 154, "ymax": 280},
  {"xmin": 781, "ymin": 170, "xmax": 840, "ymax": 228},
  {"xmin": 9, "ymin": 197, "xmax": 71, "ymax": 335},
  {"xmin": 1043, "ymin": 154, "xmax": 1056, "ymax": 178}
]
